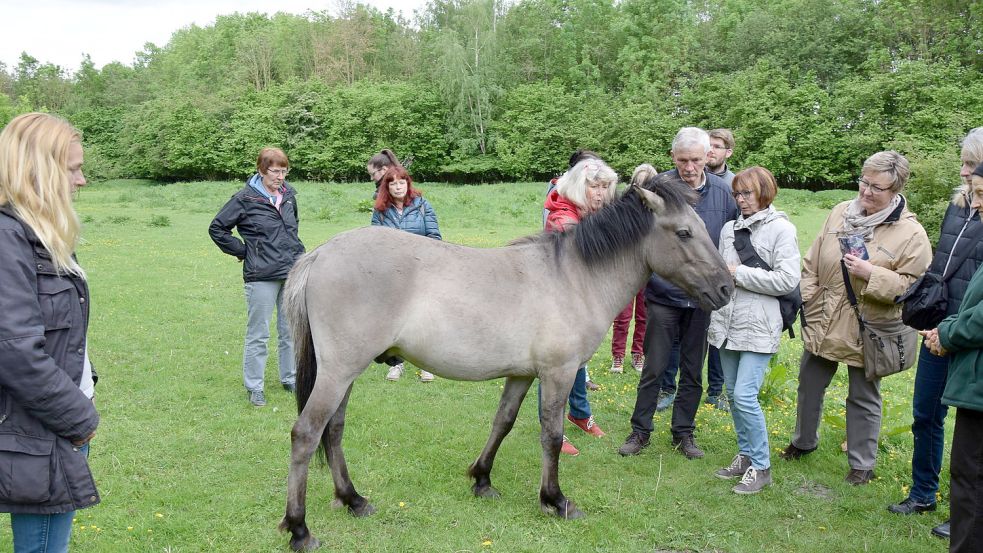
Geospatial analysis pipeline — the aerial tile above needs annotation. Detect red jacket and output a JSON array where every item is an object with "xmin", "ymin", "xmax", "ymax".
[{"xmin": 545, "ymin": 190, "xmax": 583, "ymax": 232}]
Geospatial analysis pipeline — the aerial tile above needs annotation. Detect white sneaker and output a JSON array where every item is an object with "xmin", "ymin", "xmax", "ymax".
[
  {"xmin": 419, "ymin": 370, "xmax": 435, "ymax": 382},
  {"xmin": 386, "ymin": 363, "xmax": 404, "ymax": 381},
  {"xmin": 610, "ymin": 356, "xmax": 624, "ymax": 374}
]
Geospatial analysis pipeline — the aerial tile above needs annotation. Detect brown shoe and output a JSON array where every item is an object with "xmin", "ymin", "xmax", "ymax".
[
  {"xmin": 779, "ymin": 443, "xmax": 816, "ymax": 460},
  {"xmin": 672, "ymin": 435, "xmax": 705, "ymax": 459},
  {"xmin": 845, "ymin": 468, "xmax": 875, "ymax": 485}
]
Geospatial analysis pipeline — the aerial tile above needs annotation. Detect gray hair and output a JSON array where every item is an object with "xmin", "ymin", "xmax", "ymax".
[
  {"xmin": 671, "ymin": 127, "xmax": 711, "ymax": 155},
  {"xmin": 862, "ymin": 150, "xmax": 910, "ymax": 192},
  {"xmin": 554, "ymin": 159, "xmax": 618, "ymax": 211},
  {"xmin": 962, "ymin": 127, "xmax": 983, "ymax": 166}
]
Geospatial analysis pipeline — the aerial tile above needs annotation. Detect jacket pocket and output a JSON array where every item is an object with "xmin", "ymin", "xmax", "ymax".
[
  {"xmin": 36, "ymin": 277, "xmax": 75, "ymax": 330},
  {"xmin": 0, "ymin": 433, "xmax": 54, "ymax": 503}
]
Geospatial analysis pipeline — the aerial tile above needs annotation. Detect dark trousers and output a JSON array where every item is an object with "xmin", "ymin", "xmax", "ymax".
[
  {"xmin": 631, "ymin": 302, "xmax": 709, "ymax": 439},
  {"xmin": 950, "ymin": 407, "xmax": 983, "ymax": 553},
  {"xmin": 659, "ymin": 343, "xmax": 723, "ymax": 397},
  {"xmin": 909, "ymin": 343, "xmax": 950, "ymax": 504}
]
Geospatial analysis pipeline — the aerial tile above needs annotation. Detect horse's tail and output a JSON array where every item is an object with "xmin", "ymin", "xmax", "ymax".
[{"xmin": 284, "ymin": 250, "xmax": 318, "ymax": 416}]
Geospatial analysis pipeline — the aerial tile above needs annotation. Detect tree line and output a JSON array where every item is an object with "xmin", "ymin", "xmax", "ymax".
[{"xmin": 0, "ymin": 0, "xmax": 980, "ymax": 216}]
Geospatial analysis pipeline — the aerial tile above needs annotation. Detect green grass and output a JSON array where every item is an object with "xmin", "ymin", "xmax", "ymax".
[{"xmin": 1, "ymin": 180, "xmax": 947, "ymax": 552}]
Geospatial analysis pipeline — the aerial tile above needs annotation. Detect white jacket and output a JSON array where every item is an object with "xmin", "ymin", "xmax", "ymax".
[{"xmin": 708, "ymin": 206, "xmax": 801, "ymax": 354}]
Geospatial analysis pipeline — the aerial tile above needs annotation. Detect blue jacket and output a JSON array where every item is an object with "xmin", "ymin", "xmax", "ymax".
[
  {"xmin": 646, "ymin": 169, "xmax": 739, "ymax": 308},
  {"xmin": 931, "ymin": 200, "xmax": 983, "ymax": 316},
  {"xmin": 371, "ymin": 196, "xmax": 442, "ymax": 240}
]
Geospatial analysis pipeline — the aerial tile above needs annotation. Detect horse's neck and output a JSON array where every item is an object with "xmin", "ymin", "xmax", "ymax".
[{"xmin": 554, "ymin": 240, "xmax": 651, "ymax": 321}]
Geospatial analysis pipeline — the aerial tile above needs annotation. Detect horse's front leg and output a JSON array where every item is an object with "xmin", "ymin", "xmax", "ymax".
[
  {"xmin": 326, "ymin": 383, "xmax": 375, "ymax": 517},
  {"xmin": 539, "ymin": 367, "xmax": 585, "ymax": 519},
  {"xmin": 469, "ymin": 375, "xmax": 534, "ymax": 499}
]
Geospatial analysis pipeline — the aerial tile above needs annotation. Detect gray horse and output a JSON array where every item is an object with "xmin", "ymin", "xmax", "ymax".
[{"xmin": 279, "ymin": 173, "xmax": 733, "ymax": 551}]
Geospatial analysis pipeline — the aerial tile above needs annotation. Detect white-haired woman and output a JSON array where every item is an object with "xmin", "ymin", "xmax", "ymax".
[
  {"xmin": 539, "ymin": 158, "xmax": 618, "ymax": 456},
  {"xmin": 782, "ymin": 151, "xmax": 932, "ymax": 485},
  {"xmin": 0, "ymin": 113, "xmax": 99, "ymax": 553},
  {"xmin": 610, "ymin": 165, "xmax": 657, "ymax": 375}
]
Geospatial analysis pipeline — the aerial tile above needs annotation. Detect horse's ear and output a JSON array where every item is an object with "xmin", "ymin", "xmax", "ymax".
[{"xmin": 634, "ymin": 184, "xmax": 665, "ymax": 214}]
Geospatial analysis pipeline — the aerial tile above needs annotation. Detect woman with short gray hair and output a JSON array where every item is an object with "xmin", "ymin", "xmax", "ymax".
[{"xmin": 781, "ymin": 150, "xmax": 932, "ymax": 485}]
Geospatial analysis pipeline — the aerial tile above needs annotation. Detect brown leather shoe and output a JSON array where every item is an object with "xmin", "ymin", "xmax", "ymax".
[
  {"xmin": 845, "ymin": 468, "xmax": 875, "ymax": 485},
  {"xmin": 672, "ymin": 435, "xmax": 705, "ymax": 459},
  {"xmin": 779, "ymin": 443, "xmax": 816, "ymax": 460}
]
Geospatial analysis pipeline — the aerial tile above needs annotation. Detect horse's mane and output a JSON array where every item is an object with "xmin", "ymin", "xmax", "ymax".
[
  {"xmin": 507, "ymin": 173, "xmax": 697, "ymax": 266},
  {"xmin": 574, "ymin": 173, "xmax": 696, "ymax": 264}
]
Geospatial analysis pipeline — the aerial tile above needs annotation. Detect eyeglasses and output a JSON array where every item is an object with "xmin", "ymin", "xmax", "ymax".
[
  {"xmin": 858, "ymin": 178, "xmax": 891, "ymax": 194},
  {"xmin": 267, "ymin": 168, "xmax": 290, "ymax": 177},
  {"xmin": 710, "ymin": 144, "xmax": 730, "ymax": 151},
  {"xmin": 732, "ymin": 190, "xmax": 754, "ymax": 200}
]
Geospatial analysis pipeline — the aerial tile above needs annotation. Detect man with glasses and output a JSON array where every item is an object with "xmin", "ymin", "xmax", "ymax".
[
  {"xmin": 619, "ymin": 127, "xmax": 739, "ymax": 460},
  {"xmin": 209, "ymin": 147, "xmax": 305, "ymax": 407},
  {"xmin": 707, "ymin": 128, "xmax": 736, "ymax": 186}
]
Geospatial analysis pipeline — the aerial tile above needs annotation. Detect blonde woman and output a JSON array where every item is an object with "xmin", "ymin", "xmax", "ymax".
[{"xmin": 0, "ymin": 113, "xmax": 99, "ymax": 553}]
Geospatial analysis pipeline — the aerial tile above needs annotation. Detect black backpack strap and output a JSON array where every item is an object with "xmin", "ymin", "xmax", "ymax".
[
  {"xmin": 840, "ymin": 259, "xmax": 866, "ymax": 332},
  {"xmin": 733, "ymin": 227, "xmax": 772, "ymax": 271}
]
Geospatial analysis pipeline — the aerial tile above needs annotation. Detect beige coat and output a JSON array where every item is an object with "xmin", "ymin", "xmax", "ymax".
[{"xmin": 800, "ymin": 197, "xmax": 932, "ymax": 367}]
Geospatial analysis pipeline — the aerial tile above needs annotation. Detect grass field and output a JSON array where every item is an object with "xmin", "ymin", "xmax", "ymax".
[{"xmin": 0, "ymin": 179, "xmax": 950, "ymax": 552}]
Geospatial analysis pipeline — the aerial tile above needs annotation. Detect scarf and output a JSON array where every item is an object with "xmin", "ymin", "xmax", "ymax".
[{"xmin": 838, "ymin": 194, "xmax": 902, "ymax": 240}]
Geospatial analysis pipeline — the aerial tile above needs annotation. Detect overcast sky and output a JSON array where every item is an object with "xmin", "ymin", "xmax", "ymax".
[{"xmin": 0, "ymin": 0, "xmax": 428, "ymax": 72}]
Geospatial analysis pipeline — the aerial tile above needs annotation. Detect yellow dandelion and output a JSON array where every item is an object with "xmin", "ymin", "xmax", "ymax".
[
  {"xmin": 128, "ymin": 526, "xmax": 134, "ymax": 531},
  {"xmin": 155, "ymin": 513, "xmax": 164, "ymax": 518},
  {"xmin": 819, "ymin": 526, "xmax": 827, "ymax": 531},
  {"xmin": 482, "ymin": 539, "xmax": 493, "ymax": 546},
  {"xmin": 399, "ymin": 501, "xmax": 406, "ymax": 508}
]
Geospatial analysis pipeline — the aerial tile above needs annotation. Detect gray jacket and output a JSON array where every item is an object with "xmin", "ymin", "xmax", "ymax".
[
  {"xmin": 708, "ymin": 206, "xmax": 801, "ymax": 354},
  {"xmin": 0, "ymin": 207, "xmax": 100, "ymax": 514}
]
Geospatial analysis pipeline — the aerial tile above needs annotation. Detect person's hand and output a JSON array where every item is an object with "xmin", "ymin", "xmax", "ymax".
[
  {"xmin": 72, "ymin": 431, "xmax": 96, "ymax": 447},
  {"xmin": 843, "ymin": 253, "xmax": 873, "ymax": 280},
  {"xmin": 728, "ymin": 264, "xmax": 739, "ymax": 277},
  {"xmin": 919, "ymin": 328, "xmax": 947, "ymax": 356}
]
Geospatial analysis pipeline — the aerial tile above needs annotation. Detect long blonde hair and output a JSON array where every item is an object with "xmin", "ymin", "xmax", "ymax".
[{"xmin": 0, "ymin": 113, "xmax": 85, "ymax": 277}]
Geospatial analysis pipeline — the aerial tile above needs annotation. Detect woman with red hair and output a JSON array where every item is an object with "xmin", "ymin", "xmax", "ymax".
[{"xmin": 371, "ymin": 167, "xmax": 442, "ymax": 381}]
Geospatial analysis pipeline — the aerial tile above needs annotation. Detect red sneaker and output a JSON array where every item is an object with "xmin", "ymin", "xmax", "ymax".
[
  {"xmin": 561, "ymin": 435, "xmax": 580, "ymax": 456},
  {"xmin": 567, "ymin": 413, "xmax": 606, "ymax": 437}
]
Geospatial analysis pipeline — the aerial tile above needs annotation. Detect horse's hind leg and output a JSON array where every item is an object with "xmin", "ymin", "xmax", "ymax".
[
  {"xmin": 325, "ymin": 383, "xmax": 374, "ymax": 516},
  {"xmin": 280, "ymin": 377, "xmax": 357, "ymax": 551},
  {"xmin": 538, "ymin": 372, "xmax": 584, "ymax": 519},
  {"xmin": 468, "ymin": 376, "xmax": 534, "ymax": 499}
]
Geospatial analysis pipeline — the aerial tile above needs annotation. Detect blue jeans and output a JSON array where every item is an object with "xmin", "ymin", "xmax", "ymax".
[
  {"xmin": 10, "ymin": 444, "xmax": 89, "ymax": 553},
  {"xmin": 243, "ymin": 280, "xmax": 295, "ymax": 392},
  {"xmin": 719, "ymin": 348, "xmax": 771, "ymax": 469},
  {"xmin": 659, "ymin": 342, "xmax": 723, "ymax": 397},
  {"xmin": 537, "ymin": 366, "xmax": 591, "ymax": 421},
  {"xmin": 909, "ymin": 342, "xmax": 950, "ymax": 504}
]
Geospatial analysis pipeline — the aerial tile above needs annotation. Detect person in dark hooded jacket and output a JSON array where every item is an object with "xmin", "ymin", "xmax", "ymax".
[
  {"xmin": 209, "ymin": 147, "xmax": 305, "ymax": 407},
  {"xmin": 0, "ymin": 113, "xmax": 99, "ymax": 553}
]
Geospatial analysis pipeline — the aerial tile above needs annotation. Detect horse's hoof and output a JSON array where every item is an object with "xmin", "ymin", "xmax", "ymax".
[
  {"xmin": 348, "ymin": 502, "xmax": 376, "ymax": 517},
  {"xmin": 541, "ymin": 500, "xmax": 585, "ymax": 520},
  {"xmin": 473, "ymin": 484, "xmax": 501, "ymax": 499},
  {"xmin": 290, "ymin": 535, "xmax": 321, "ymax": 551}
]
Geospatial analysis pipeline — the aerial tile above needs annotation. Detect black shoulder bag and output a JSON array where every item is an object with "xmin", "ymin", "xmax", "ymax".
[
  {"xmin": 842, "ymin": 261, "xmax": 917, "ymax": 381},
  {"xmin": 732, "ymin": 227, "xmax": 804, "ymax": 338},
  {"xmin": 896, "ymin": 220, "xmax": 983, "ymax": 330}
]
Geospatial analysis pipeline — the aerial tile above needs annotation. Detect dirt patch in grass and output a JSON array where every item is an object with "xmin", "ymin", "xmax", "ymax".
[{"xmin": 796, "ymin": 480, "xmax": 835, "ymax": 500}]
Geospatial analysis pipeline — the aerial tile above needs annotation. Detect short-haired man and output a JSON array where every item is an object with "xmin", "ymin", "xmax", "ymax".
[
  {"xmin": 707, "ymin": 128, "xmax": 736, "ymax": 186},
  {"xmin": 619, "ymin": 127, "xmax": 739, "ymax": 459}
]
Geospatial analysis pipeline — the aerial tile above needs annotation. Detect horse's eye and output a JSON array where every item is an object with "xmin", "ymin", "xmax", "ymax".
[{"xmin": 676, "ymin": 228, "xmax": 692, "ymax": 239}]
